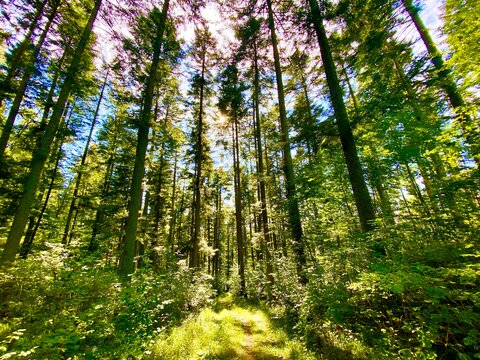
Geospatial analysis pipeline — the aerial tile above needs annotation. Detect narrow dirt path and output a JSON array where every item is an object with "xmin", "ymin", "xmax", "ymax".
[
  {"xmin": 151, "ymin": 295, "xmax": 316, "ymax": 359},
  {"xmin": 238, "ymin": 317, "xmax": 255, "ymax": 360}
]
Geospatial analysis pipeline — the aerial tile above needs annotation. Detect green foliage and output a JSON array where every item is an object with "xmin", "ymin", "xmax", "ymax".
[
  {"xmin": 444, "ymin": 0, "xmax": 480, "ymax": 91},
  {"xmin": 0, "ymin": 248, "xmax": 215, "ymax": 359},
  {"xmin": 285, "ymin": 223, "xmax": 480, "ymax": 359}
]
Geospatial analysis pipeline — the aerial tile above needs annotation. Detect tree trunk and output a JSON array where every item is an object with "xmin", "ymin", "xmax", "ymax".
[
  {"xmin": 62, "ymin": 72, "xmax": 108, "ymax": 244},
  {"xmin": 0, "ymin": 0, "xmax": 102, "ymax": 265},
  {"xmin": 89, "ymin": 117, "xmax": 119, "ymax": 252},
  {"xmin": 253, "ymin": 39, "xmax": 274, "ymax": 287},
  {"xmin": 176, "ymin": 189, "xmax": 185, "ymax": 254},
  {"xmin": 118, "ymin": 0, "xmax": 170, "ymax": 279},
  {"xmin": 232, "ymin": 118, "xmax": 245, "ymax": 294},
  {"xmin": 35, "ymin": 49, "xmax": 69, "ymax": 141},
  {"xmin": 20, "ymin": 104, "xmax": 73, "ymax": 258},
  {"xmin": 189, "ymin": 49, "xmax": 206, "ymax": 269},
  {"xmin": 0, "ymin": 1, "xmax": 59, "ymax": 161},
  {"xmin": 402, "ymin": 0, "xmax": 479, "ymax": 165},
  {"xmin": 167, "ymin": 152, "xmax": 177, "ymax": 252},
  {"xmin": 308, "ymin": 0, "xmax": 376, "ymax": 232},
  {"xmin": 153, "ymin": 142, "xmax": 166, "ymax": 236},
  {"xmin": 266, "ymin": 0, "xmax": 306, "ymax": 281},
  {"xmin": 404, "ymin": 162, "xmax": 432, "ymax": 219},
  {"xmin": 0, "ymin": 0, "xmax": 48, "ymax": 108},
  {"xmin": 213, "ymin": 184, "xmax": 221, "ymax": 277}
]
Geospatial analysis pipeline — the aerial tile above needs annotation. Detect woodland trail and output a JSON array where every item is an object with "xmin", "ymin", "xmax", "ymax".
[{"xmin": 151, "ymin": 294, "xmax": 316, "ymax": 359}]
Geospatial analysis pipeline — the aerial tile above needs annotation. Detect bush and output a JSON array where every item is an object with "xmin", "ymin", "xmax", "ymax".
[
  {"xmin": 0, "ymin": 245, "xmax": 216, "ymax": 359},
  {"xmin": 292, "ymin": 224, "xmax": 480, "ymax": 359}
]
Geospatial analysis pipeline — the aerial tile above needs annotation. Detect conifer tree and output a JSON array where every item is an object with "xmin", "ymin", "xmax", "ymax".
[
  {"xmin": 118, "ymin": 0, "xmax": 170, "ymax": 279},
  {"xmin": 0, "ymin": 0, "xmax": 103, "ymax": 265}
]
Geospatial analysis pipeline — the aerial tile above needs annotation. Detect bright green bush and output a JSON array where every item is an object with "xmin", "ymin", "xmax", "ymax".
[
  {"xmin": 0, "ymin": 245, "xmax": 216, "ymax": 359},
  {"xmin": 267, "ymin": 221, "xmax": 480, "ymax": 359}
]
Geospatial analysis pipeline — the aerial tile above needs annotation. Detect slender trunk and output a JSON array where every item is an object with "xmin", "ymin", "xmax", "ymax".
[
  {"xmin": 263, "ymin": 134, "xmax": 279, "ymax": 252},
  {"xmin": 0, "ymin": 0, "xmax": 48, "ymax": 108},
  {"xmin": 402, "ymin": 0, "xmax": 479, "ymax": 164},
  {"xmin": 36, "ymin": 49, "xmax": 69, "ymax": 139},
  {"xmin": 213, "ymin": 185, "xmax": 221, "ymax": 277},
  {"xmin": 118, "ymin": 0, "xmax": 170, "ymax": 279},
  {"xmin": 153, "ymin": 143, "xmax": 166, "ymax": 235},
  {"xmin": 343, "ymin": 66, "xmax": 395, "ymax": 224},
  {"xmin": 299, "ymin": 72, "xmax": 319, "ymax": 155},
  {"xmin": 89, "ymin": 119, "xmax": 119, "ymax": 251},
  {"xmin": 0, "ymin": 0, "xmax": 102, "ymax": 265},
  {"xmin": 137, "ymin": 190, "xmax": 149, "ymax": 269},
  {"xmin": 0, "ymin": 1, "xmax": 59, "ymax": 160},
  {"xmin": 343, "ymin": 67, "xmax": 360, "ymax": 113},
  {"xmin": 20, "ymin": 106, "xmax": 72, "ymax": 258},
  {"xmin": 189, "ymin": 50, "xmax": 206, "ymax": 269},
  {"xmin": 62, "ymin": 72, "xmax": 108, "ymax": 244},
  {"xmin": 266, "ymin": 0, "xmax": 306, "ymax": 280},
  {"xmin": 404, "ymin": 163, "xmax": 431, "ymax": 218},
  {"xmin": 167, "ymin": 153, "xmax": 177, "ymax": 252},
  {"xmin": 176, "ymin": 190, "xmax": 185, "ymax": 252},
  {"xmin": 67, "ymin": 206, "xmax": 80, "ymax": 245},
  {"xmin": 232, "ymin": 118, "xmax": 245, "ymax": 294},
  {"xmin": 308, "ymin": 0, "xmax": 376, "ymax": 232},
  {"xmin": 253, "ymin": 39, "xmax": 273, "ymax": 286},
  {"xmin": 226, "ymin": 222, "xmax": 231, "ymax": 278}
]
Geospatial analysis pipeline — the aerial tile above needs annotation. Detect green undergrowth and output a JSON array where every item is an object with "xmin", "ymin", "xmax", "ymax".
[
  {"xmin": 0, "ymin": 244, "xmax": 215, "ymax": 359},
  {"xmin": 275, "ymin": 222, "xmax": 480, "ymax": 359},
  {"xmin": 151, "ymin": 293, "xmax": 316, "ymax": 360}
]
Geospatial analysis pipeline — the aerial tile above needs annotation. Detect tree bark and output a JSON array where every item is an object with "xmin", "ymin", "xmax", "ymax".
[
  {"xmin": 308, "ymin": 0, "xmax": 376, "ymax": 232},
  {"xmin": 20, "ymin": 103, "xmax": 74, "ymax": 258},
  {"xmin": 189, "ymin": 49, "xmax": 206, "ymax": 269},
  {"xmin": 232, "ymin": 118, "xmax": 245, "ymax": 294},
  {"xmin": 212, "ymin": 184, "xmax": 221, "ymax": 277},
  {"xmin": 167, "ymin": 152, "xmax": 177, "ymax": 252},
  {"xmin": 253, "ymin": 38, "xmax": 274, "ymax": 287},
  {"xmin": 266, "ymin": 0, "xmax": 306, "ymax": 281},
  {"xmin": 118, "ymin": 0, "xmax": 170, "ymax": 279},
  {"xmin": 89, "ymin": 115, "xmax": 119, "ymax": 252}
]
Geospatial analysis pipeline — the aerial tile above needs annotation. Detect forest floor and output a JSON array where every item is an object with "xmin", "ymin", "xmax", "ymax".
[{"xmin": 151, "ymin": 294, "xmax": 316, "ymax": 359}]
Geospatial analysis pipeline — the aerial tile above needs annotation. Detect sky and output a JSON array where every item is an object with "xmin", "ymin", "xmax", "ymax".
[{"xmin": 422, "ymin": 0, "xmax": 444, "ymax": 33}]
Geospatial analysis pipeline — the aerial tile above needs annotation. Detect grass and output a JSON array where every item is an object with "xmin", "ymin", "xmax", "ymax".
[{"xmin": 150, "ymin": 294, "xmax": 316, "ymax": 359}]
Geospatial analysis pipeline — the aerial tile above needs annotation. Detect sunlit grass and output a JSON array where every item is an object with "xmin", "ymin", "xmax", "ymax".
[{"xmin": 151, "ymin": 294, "xmax": 316, "ymax": 359}]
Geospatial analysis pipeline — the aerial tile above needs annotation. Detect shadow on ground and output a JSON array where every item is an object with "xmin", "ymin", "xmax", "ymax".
[{"xmin": 150, "ymin": 294, "xmax": 316, "ymax": 359}]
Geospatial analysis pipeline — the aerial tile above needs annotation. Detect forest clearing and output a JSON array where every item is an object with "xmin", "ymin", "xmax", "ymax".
[{"xmin": 0, "ymin": 0, "xmax": 479, "ymax": 358}]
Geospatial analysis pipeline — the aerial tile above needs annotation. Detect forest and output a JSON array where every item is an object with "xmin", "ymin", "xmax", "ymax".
[{"xmin": 0, "ymin": 0, "xmax": 479, "ymax": 358}]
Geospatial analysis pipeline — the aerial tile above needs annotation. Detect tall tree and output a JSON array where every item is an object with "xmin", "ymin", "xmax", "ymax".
[
  {"xmin": 236, "ymin": 16, "xmax": 274, "ymax": 286},
  {"xmin": 118, "ymin": 0, "xmax": 171, "ymax": 279},
  {"xmin": 307, "ymin": 0, "xmax": 376, "ymax": 232},
  {"xmin": 218, "ymin": 63, "xmax": 247, "ymax": 294},
  {"xmin": 402, "ymin": 0, "xmax": 479, "ymax": 164},
  {"xmin": 0, "ymin": 0, "xmax": 103, "ymax": 265},
  {"xmin": 62, "ymin": 70, "xmax": 108, "ymax": 244},
  {"xmin": 265, "ymin": 0, "xmax": 306, "ymax": 280},
  {"xmin": 188, "ymin": 27, "xmax": 215, "ymax": 269},
  {"xmin": 0, "ymin": 0, "xmax": 61, "ymax": 161}
]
